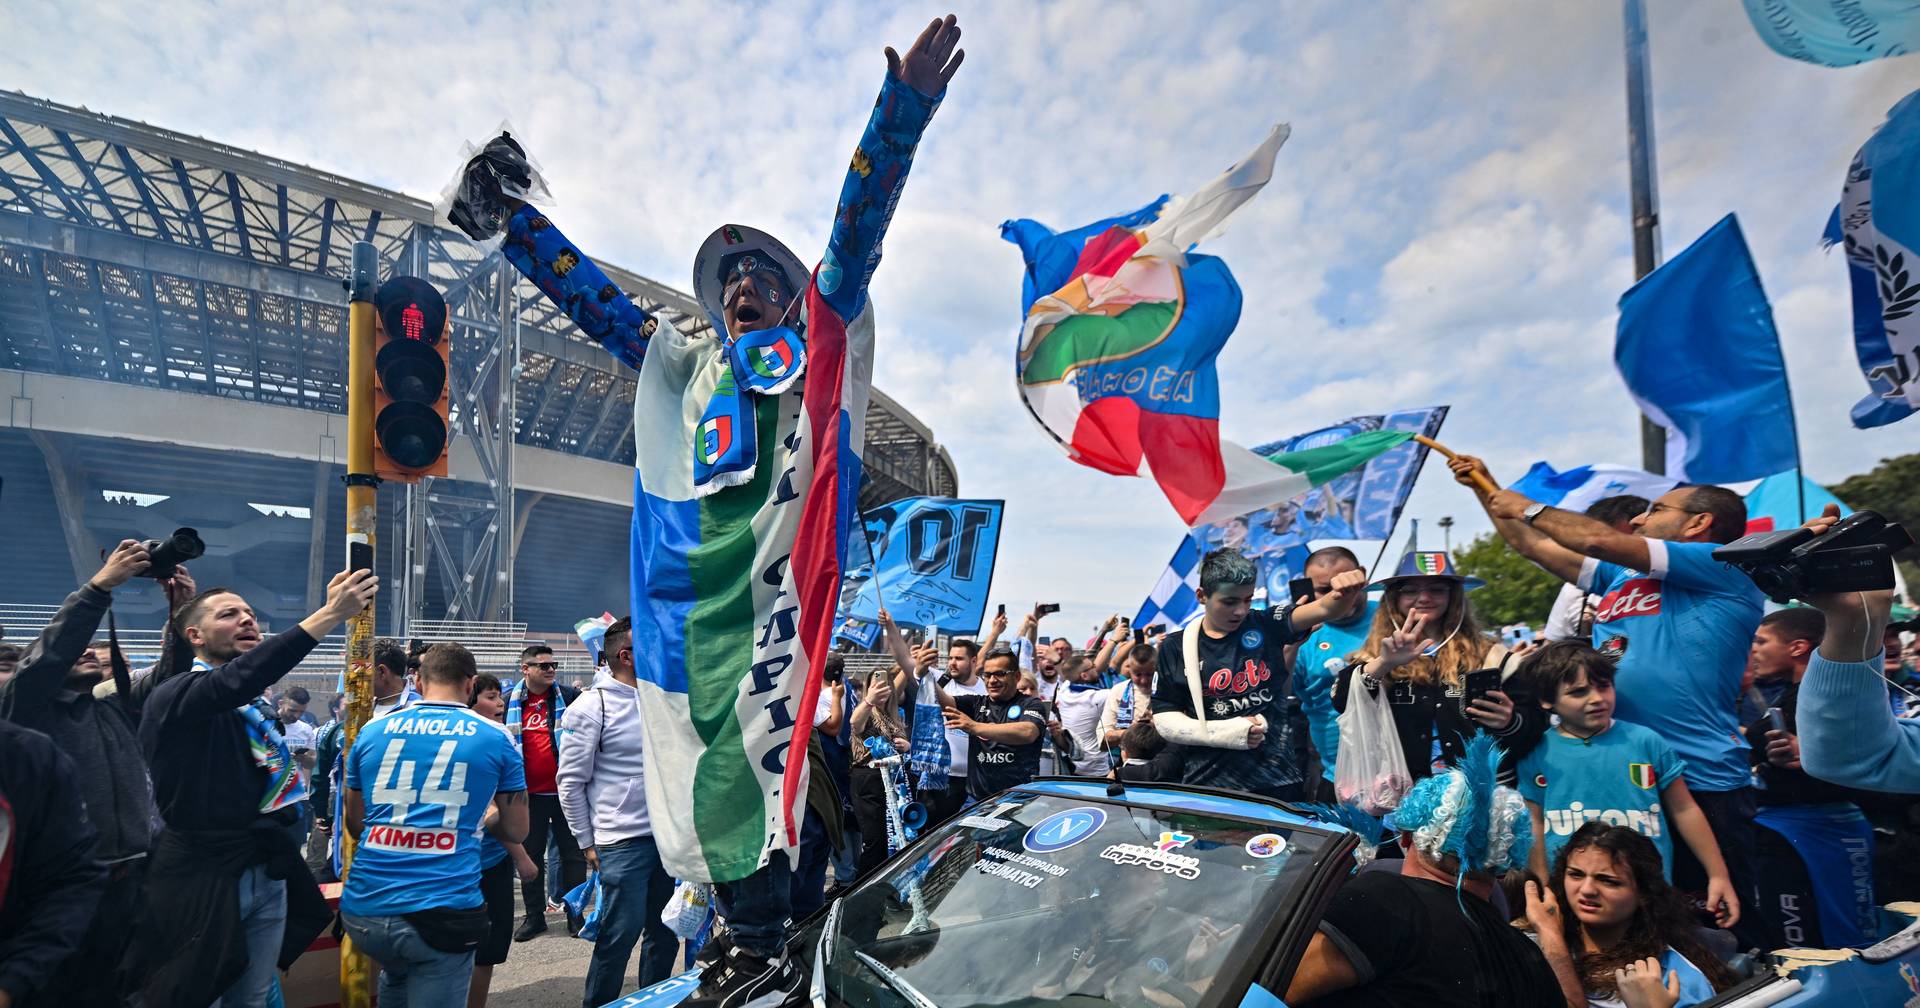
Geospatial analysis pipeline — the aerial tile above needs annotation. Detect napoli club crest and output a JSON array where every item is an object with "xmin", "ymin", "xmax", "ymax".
[{"xmin": 1240, "ymin": 630, "xmax": 1262, "ymax": 650}]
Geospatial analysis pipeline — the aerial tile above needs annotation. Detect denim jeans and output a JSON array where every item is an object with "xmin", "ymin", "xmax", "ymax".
[
  {"xmin": 341, "ymin": 912, "xmax": 476, "ymax": 1008},
  {"xmin": 715, "ymin": 851, "xmax": 792, "ymax": 957},
  {"xmin": 211, "ymin": 863, "xmax": 287, "ymax": 1008},
  {"xmin": 582, "ymin": 836, "xmax": 680, "ymax": 1007}
]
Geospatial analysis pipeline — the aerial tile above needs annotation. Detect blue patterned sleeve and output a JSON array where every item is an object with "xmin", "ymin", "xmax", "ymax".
[
  {"xmin": 501, "ymin": 206, "xmax": 657, "ymax": 373},
  {"xmin": 816, "ymin": 73, "xmax": 943, "ymax": 322}
]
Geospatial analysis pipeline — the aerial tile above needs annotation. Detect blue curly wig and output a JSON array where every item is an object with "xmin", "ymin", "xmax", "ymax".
[{"xmin": 1387, "ymin": 734, "xmax": 1532, "ymax": 878}]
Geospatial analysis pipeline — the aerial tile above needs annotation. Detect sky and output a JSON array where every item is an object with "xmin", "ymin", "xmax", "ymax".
[{"xmin": 4, "ymin": 1, "xmax": 1915, "ymax": 641}]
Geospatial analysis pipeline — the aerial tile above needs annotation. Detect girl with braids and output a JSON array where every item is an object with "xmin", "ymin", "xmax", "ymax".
[
  {"xmin": 1529, "ymin": 823, "xmax": 1737, "ymax": 1008},
  {"xmin": 1332, "ymin": 551, "xmax": 1528, "ymax": 788}
]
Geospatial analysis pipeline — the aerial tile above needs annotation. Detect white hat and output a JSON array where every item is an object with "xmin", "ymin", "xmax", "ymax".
[{"xmin": 691, "ymin": 224, "xmax": 810, "ymax": 334}]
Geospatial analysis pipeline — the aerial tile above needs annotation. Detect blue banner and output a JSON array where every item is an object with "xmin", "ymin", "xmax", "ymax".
[
  {"xmin": 1616, "ymin": 214, "xmax": 1800, "ymax": 484},
  {"xmin": 1831, "ymin": 89, "xmax": 1920, "ymax": 429},
  {"xmin": 1743, "ymin": 0, "xmax": 1920, "ymax": 68},
  {"xmin": 845, "ymin": 497, "xmax": 1005, "ymax": 633}
]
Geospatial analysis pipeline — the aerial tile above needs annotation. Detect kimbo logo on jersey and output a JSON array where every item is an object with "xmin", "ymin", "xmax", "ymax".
[{"xmin": 364, "ymin": 824, "xmax": 459, "ymax": 855}]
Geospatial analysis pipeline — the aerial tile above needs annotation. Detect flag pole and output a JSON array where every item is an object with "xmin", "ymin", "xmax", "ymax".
[
  {"xmin": 1411, "ymin": 434, "xmax": 1499, "ymax": 495},
  {"xmin": 1624, "ymin": 0, "xmax": 1668, "ymax": 475}
]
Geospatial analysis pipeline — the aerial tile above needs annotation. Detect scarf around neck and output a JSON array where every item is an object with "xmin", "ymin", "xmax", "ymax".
[
  {"xmin": 507, "ymin": 678, "xmax": 566, "ymax": 743},
  {"xmin": 195, "ymin": 658, "xmax": 309, "ymax": 814},
  {"xmin": 692, "ymin": 324, "xmax": 807, "ymax": 496}
]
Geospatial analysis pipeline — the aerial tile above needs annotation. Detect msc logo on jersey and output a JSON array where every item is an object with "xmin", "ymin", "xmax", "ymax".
[
  {"xmin": 1628, "ymin": 763, "xmax": 1657, "ymax": 789},
  {"xmin": 1594, "ymin": 578, "xmax": 1662, "ymax": 623},
  {"xmin": 1024, "ymin": 806, "xmax": 1108, "ymax": 854}
]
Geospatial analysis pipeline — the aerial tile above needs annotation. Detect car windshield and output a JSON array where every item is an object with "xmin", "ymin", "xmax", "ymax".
[{"xmin": 806, "ymin": 788, "xmax": 1337, "ymax": 1008}]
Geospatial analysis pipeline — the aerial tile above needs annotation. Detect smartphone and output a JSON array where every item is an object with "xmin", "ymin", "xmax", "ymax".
[
  {"xmin": 1288, "ymin": 577, "xmax": 1316, "ymax": 603},
  {"xmin": 997, "ymin": 603, "xmax": 1006, "ymax": 618},
  {"xmin": 1133, "ymin": 628, "xmax": 1146, "ymax": 644},
  {"xmin": 1503, "ymin": 625, "xmax": 1535, "ymax": 647},
  {"xmin": 1463, "ymin": 668, "xmax": 1502, "ymax": 706},
  {"xmin": 1037, "ymin": 603, "xmax": 1061, "ymax": 616},
  {"xmin": 1766, "ymin": 707, "xmax": 1788, "ymax": 735}
]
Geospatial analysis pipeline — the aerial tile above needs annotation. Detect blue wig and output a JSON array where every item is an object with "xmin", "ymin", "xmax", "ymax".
[{"xmin": 1387, "ymin": 734, "xmax": 1532, "ymax": 880}]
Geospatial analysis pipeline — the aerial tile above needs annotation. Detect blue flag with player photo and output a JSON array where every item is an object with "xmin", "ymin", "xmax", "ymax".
[{"xmin": 845, "ymin": 497, "xmax": 1005, "ymax": 633}]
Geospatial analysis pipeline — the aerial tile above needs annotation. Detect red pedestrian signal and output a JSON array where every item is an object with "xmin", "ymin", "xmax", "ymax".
[{"xmin": 372, "ymin": 277, "xmax": 450, "ymax": 483}]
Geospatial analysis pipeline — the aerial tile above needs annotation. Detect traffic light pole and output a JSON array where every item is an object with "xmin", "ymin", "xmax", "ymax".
[{"xmin": 339, "ymin": 240, "xmax": 379, "ymax": 1007}]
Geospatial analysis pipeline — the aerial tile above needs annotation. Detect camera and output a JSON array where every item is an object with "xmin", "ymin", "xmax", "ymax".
[
  {"xmin": 142, "ymin": 527, "xmax": 205, "ymax": 580},
  {"xmin": 1712, "ymin": 509, "xmax": 1914, "ymax": 604}
]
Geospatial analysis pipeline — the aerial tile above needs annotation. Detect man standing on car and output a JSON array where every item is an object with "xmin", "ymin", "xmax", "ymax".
[
  {"xmin": 340, "ymin": 643, "xmax": 528, "ymax": 1005},
  {"xmin": 920, "ymin": 648, "xmax": 1048, "ymax": 801}
]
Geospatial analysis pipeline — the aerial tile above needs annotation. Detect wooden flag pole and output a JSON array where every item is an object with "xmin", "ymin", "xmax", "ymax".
[{"xmin": 1412, "ymin": 434, "xmax": 1499, "ymax": 496}]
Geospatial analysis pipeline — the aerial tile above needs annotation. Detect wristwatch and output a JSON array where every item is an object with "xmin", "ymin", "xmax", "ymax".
[{"xmin": 1521, "ymin": 503, "xmax": 1548, "ymax": 525}]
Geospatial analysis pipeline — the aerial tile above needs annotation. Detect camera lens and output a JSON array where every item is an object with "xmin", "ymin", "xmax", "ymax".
[{"xmin": 147, "ymin": 527, "xmax": 205, "ymax": 580}]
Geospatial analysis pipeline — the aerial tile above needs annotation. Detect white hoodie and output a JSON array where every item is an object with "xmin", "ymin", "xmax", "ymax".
[{"xmin": 556, "ymin": 678, "xmax": 651, "ymax": 849}]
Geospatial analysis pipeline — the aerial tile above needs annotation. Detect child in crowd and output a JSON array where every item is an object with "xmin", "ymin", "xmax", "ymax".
[
  {"xmin": 1515, "ymin": 642, "xmax": 1740, "ymax": 929},
  {"xmin": 1114, "ymin": 720, "xmax": 1179, "ymax": 783}
]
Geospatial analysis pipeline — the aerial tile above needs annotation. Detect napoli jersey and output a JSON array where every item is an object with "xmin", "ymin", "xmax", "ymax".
[
  {"xmin": 1292, "ymin": 601, "xmax": 1377, "ymax": 784},
  {"xmin": 1577, "ymin": 539, "xmax": 1764, "ymax": 792},
  {"xmin": 341, "ymin": 701, "xmax": 526, "ymax": 915}
]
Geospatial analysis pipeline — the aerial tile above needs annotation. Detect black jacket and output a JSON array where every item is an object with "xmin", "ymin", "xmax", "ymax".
[
  {"xmin": 0, "ymin": 584, "xmax": 161, "ymax": 860},
  {"xmin": 0, "ymin": 719, "xmax": 106, "ymax": 1004}
]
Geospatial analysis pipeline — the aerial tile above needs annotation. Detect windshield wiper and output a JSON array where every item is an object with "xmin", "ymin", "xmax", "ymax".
[
  {"xmin": 812, "ymin": 898, "xmax": 844, "ymax": 1008},
  {"xmin": 852, "ymin": 950, "xmax": 938, "ymax": 1008}
]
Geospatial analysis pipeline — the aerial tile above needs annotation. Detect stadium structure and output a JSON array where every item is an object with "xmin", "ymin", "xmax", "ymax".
[{"xmin": 0, "ymin": 89, "xmax": 958, "ymax": 647}]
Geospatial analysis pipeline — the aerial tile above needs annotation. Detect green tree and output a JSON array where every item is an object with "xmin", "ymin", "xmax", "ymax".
[
  {"xmin": 1829, "ymin": 453, "xmax": 1920, "ymax": 594},
  {"xmin": 1452, "ymin": 531, "xmax": 1564, "ymax": 628}
]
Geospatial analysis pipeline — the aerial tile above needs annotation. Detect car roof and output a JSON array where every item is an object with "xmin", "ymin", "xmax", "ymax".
[{"xmin": 1011, "ymin": 778, "xmax": 1356, "ymax": 836}]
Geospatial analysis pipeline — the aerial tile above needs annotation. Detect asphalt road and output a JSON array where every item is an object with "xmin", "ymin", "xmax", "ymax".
[{"xmin": 485, "ymin": 906, "xmax": 688, "ymax": 1008}]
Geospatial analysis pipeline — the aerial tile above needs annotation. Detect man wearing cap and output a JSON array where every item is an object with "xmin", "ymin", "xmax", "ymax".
[
  {"xmin": 446, "ymin": 17, "xmax": 965, "ymax": 1007},
  {"xmin": 1449, "ymin": 456, "xmax": 1765, "ymax": 941}
]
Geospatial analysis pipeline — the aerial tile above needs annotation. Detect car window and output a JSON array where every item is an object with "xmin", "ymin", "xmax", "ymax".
[{"xmin": 809, "ymin": 790, "xmax": 1339, "ymax": 1008}]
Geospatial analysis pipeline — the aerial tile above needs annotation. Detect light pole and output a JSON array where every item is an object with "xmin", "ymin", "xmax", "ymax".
[{"xmin": 1438, "ymin": 515, "xmax": 1455, "ymax": 554}]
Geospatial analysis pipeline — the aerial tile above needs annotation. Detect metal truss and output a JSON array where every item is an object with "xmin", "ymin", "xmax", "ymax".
[{"xmin": 0, "ymin": 88, "xmax": 960, "ymax": 628}]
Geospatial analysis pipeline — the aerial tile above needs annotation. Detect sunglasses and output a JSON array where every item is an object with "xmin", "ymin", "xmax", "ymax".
[
  {"xmin": 525, "ymin": 661, "xmax": 560, "ymax": 671},
  {"xmin": 722, "ymin": 262, "xmax": 792, "ymax": 307}
]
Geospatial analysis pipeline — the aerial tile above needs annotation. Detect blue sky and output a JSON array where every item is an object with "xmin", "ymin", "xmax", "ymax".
[{"xmin": 4, "ymin": 1, "xmax": 1915, "ymax": 640}]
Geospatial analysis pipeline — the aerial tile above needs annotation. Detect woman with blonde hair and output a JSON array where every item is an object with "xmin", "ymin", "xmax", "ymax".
[{"xmin": 1332, "ymin": 550, "xmax": 1523, "ymax": 786}]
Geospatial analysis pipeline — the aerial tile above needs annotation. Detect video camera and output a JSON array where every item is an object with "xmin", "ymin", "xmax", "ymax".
[
  {"xmin": 141, "ymin": 527, "xmax": 205, "ymax": 580},
  {"xmin": 1712, "ymin": 509, "xmax": 1914, "ymax": 604}
]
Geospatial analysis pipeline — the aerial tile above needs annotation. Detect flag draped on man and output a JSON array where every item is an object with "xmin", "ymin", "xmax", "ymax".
[
  {"xmin": 477, "ymin": 70, "xmax": 946, "ymax": 882},
  {"xmin": 1829, "ymin": 87, "xmax": 1920, "ymax": 429},
  {"xmin": 1615, "ymin": 214, "xmax": 1800, "ymax": 484},
  {"xmin": 1004, "ymin": 125, "xmax": 1346, "ymax": 526}
]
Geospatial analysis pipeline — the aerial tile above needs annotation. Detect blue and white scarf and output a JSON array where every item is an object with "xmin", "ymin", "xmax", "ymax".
[
  {"xmin": 692, "ymin": 325, "xmax": 807, "ymax": 496},
  {"xmin": 194, "ymin": 658, "xmax": 309, "ymax": 814},
  {"xmin": 907, "ymin": 674, "xmax": 950, "ymax": 793},
  {"xmin": 506, "ymin": 678, "xmax": 567, "ymax": 744}
]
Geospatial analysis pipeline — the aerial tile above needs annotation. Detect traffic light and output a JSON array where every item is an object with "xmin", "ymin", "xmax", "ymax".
[{"xmin": 372, "ymin": 276, "xmax": 450, "ymax": 483}]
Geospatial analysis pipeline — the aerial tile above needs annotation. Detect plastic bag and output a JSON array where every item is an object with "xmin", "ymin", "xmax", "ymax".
[
  {"xmin": 1333, "ymin": 671, "xmax": 1413, "ymax": 816},
  {"xmin": 661, "ymin": 879, "xmax": 714, "ymax": 941},
  {"xmin": 562, "ymin": 871, "xmax": 604, "ymax": 943},
  {"xmin": 433, "ymin": 120, "xmax": 552, "ymax": 251}
]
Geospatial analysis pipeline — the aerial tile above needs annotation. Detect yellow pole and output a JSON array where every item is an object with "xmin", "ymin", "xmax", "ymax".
[{"xmin": 339, "ymin": 241, "xmax": 379, "ymax": 1006}]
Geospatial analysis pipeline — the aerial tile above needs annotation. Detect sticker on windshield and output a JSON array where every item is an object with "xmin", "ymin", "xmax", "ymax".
[
  {"xmin": 1155, "ymin": 830, "xmax": 1193, "ymax": 853},
  {"xmin": 1023, "ymin": 806, "xmax": 1108, "ymax": 854},
  {"xmin": 975, "ymin": 845, "xmax": 1071, "ymax": 888},
  {"xmin": 1245, "ymin": 833, "xmax": 1286, "ymax": 859},
  {"xmin": 1100, "ymin": 842, "xmax": 1201, "ymax": 880},
  {"xmin": 958, "ymin": 814, "xmax": 1013, "ymax": 832}
]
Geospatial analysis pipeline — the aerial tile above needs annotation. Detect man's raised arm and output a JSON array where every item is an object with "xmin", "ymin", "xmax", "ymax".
[
  {"xmin": 1446, "ymin": 455, "xmax": 1626, "ymax": 582},
  {"xmin": 814, "ymin": 15, "xmax": 963, "ymax": 323}
]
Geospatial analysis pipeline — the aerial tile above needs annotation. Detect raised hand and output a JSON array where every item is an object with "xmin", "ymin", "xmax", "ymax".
[
  {"xmin": 1378, "ymin": 612, "xmax": 1435, "ymax": 670},
  {"xmin": 1319, "ymin": 569, "xmax": 1368, "ymax": 608},
  {"xmin": 92, "ymin": 539, "xmax": 151, "ymax": 592},
  {"xmin": 163, "ymin": 563, "xmax": 197, "ymax": 609},
  {"xmin": 886, "ymin": 14, "xmax": 965, "ymax": 98},
  {"xmin": 1447, "ymin": 454, "xmax": 1495, "ymax": 490},
  {"xmin": 323, "ymin": 569, "xmax": 380, "ymax": 623},
  {"xmin": 1523, "ymin": 880, "xmax": 1563, "ymax": 938}
]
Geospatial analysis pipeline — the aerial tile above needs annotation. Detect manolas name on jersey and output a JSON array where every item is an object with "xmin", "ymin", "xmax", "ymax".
[{"xmin": 341, "ymin": 701, "xmax": 526, "ymax": 915}]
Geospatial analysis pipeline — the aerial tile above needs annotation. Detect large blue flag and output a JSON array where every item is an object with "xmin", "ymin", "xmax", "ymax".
[
  {"xmin": 845, "ymin": 498, "xmax": 1005, "ymax": 633},
  {"xmin": 1616, "ymin": 214, "xmax": 1800, "ymax": 484},
  {"xmin": 1743, "ymin": 470, "xmax": 1851, "ymax": 533},
  {"xmin": 1829, "ymin": 88, "xmax": 1920, "ymax": 429},
  {"xmin": 1743, "ymin": 0, "xmax": 1920, "ymax": 68}
]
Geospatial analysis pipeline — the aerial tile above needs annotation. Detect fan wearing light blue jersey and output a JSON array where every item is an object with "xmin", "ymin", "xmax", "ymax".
[
  {"xmin": 1449, "ymin": 455, "xmax": 1764, "ymax": 943},
  {"xmin": 341, "ymin": 643, "xmax": 528, "ymax": 1008}
]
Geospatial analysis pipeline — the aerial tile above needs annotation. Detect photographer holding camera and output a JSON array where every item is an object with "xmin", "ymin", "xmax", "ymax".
[
  {"xmin": 0, "ymin": 537, "xmax": 196, "ymax": 1006},
  {"xmin": 1794, "ymin": 506, "xmax": 1920, "ymax": 794},
  {"xmin": 126, "ymin": 567, "xmax": 378, "ymax": 1008}
]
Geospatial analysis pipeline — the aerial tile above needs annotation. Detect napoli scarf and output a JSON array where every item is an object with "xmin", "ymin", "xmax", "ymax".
[
  {"xmin": 191, "ymin": 658, "xmax": 309, "ymax": 814},
  {"xmin": 907, "ymin": 674, "xmax": 950, "ymax": 793},
  {"xmin": 506, "ymin": 678, "xmax": 567, "ymax": 744},
  {"xmin": 692, "ymin": 325, "xmax": 807, "ymax": 496}
]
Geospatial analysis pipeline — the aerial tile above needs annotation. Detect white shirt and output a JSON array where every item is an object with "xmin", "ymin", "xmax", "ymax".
[
  {"xmin": 1052, "ymin": 686, "xmax": 1112, "ymax": 775},
  {"xmin": 943, "ymin": 672, "xmax": 988, "ymax": 776}
]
